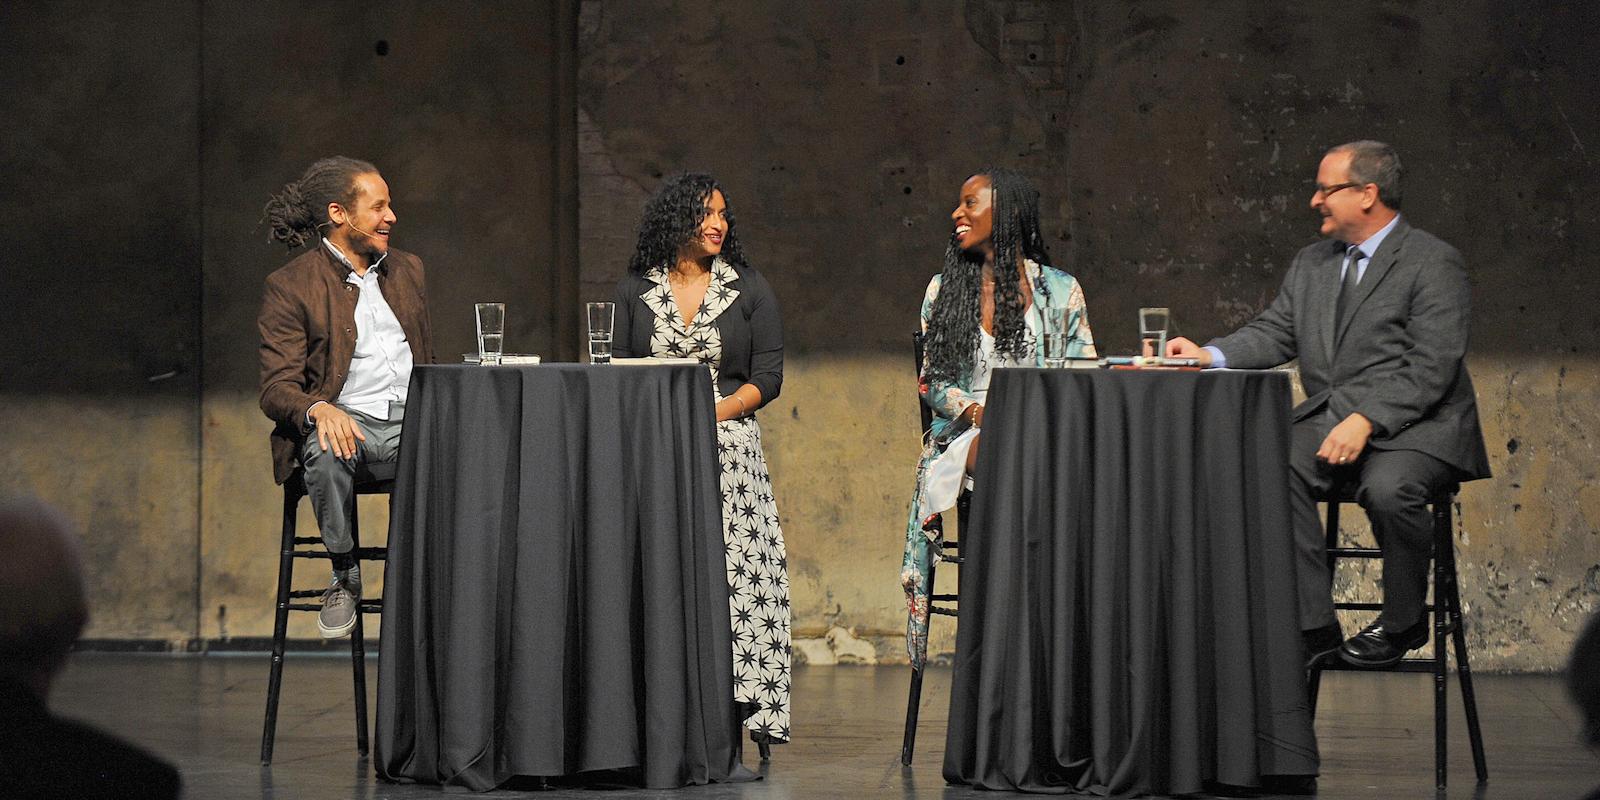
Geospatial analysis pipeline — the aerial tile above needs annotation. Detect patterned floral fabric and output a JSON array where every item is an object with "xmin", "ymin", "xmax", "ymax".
[
  {"xmin": 900, "ymin": 260, "xmax": 1096, "ymax": 667},
  {"xmin": 639, "ymin": 257, "xmax": 792, "ymax": 742}
]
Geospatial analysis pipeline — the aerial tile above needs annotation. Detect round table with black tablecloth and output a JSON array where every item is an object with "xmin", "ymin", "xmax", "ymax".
[
  {"xmin": 943, "ymin": 367, "xmax": 1319, "ymax": 795},
  {"xmin": 376, "ymin": 364, "xmax": 754, "ymax": 791}
]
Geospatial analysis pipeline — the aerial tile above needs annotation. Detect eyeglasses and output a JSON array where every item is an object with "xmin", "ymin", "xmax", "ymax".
[{"xmin": 1312, "ymin": 182, "xmax": 1364, "ymax": 199}]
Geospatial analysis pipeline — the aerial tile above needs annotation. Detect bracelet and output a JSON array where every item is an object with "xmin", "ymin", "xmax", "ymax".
[{"xmin": 733, "ymin": 394, "xmax": 748, "ymax": 416}]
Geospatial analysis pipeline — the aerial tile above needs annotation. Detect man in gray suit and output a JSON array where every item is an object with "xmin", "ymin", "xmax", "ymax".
[{"xmin": 1168, "ymin": 140, "xmax": 1491, "ymax": 668}]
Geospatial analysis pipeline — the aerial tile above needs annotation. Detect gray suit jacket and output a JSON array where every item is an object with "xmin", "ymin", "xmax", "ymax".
[{"xmin": 1209, "ymin": 218, "xmax": 1491, "ymax": 479}]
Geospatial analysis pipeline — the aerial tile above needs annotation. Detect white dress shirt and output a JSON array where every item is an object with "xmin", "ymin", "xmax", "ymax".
[{"xmin": 311, "ymin": 239, "xmax": 413, "ymax": 422}]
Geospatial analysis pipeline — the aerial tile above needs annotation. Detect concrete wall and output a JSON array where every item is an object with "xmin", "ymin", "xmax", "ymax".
[
  {"xmin": 3, "ymin": 1, "xmax": 1597, "ymax": 671},
  {"xmin": 576, "ymin": 0, "xmax": 1600, "ymax": 670},
  {"xmin": 1, "ymin": 1, "xmax": 574, "ymax": 643}
]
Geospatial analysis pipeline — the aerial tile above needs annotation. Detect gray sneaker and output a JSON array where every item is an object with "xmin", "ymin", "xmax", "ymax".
[{"xmin": 318, "ymin": 582, "xmax": 359, "ymax": 639}]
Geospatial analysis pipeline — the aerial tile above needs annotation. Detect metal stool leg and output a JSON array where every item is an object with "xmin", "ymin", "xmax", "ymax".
[
  {"xmin": 1441, "ymin": 501, "xmax": 1489, "ymax": 783},
  {"xmin": 901, "ymin": 533, "xmax": 939, "ymax": 766},
  {"xmin": 1433, "ymin": 500, "xmax": 1449, "ymax": 790},
  {"xmin": 901, "ymin": 666, "xmax": 925, "ymax": 765},
  {"xmin": 348, "ymin": 497, "xmax": 369, "ymax": 757},
  {"xmin": 261, "ymin": 480, "xmax": 301, "ymax": 765}
]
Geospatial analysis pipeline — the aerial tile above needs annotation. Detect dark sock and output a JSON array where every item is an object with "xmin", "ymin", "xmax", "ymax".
[{"xmin": 330, "ymin": 550, "xmax": 356, "ymax": 572}]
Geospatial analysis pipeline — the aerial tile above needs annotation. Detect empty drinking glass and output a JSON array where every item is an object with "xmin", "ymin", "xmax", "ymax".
[
  {"xmin": 1139, "ymin": 307, "xmax": 1170, "ymax": 361},
  {"xmin": 586, "ymin": 302, "xmax": 615, "ymax": 364},
  {"xmin": 475, "ymin": 303, "xmax": 505, "ymax": 366}
]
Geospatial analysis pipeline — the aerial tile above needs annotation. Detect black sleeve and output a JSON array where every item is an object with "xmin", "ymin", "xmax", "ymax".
[
  {"xmin": 743, "ymin": 268, "xmax": 784, "ymax": 405},
  {"xmin": 612, "ymin": 277, "xmax": 640, "ymax": 359}
]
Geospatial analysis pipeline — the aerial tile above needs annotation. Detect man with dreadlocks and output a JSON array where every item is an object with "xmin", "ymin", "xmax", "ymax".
[
  {"xmin": 899, "ymin": 168, "xmax": 1096, "ymax": 667},
  {"xmin": 258, "ymin": 157, "xmax": 434, "ymax": 639}
]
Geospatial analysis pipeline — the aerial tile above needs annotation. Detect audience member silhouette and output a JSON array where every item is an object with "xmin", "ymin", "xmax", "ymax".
[{"xmin": 0, "ymin": 497, "xmax": 182, "ymax": 799}]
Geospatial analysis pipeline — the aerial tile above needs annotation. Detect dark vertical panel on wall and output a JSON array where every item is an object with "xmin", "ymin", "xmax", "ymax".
[
  {"xmin": 202, "ymin": 0, "xmax": 569, "ymax": 394},
  {"xmin": 553, "ymin": 0, "xmax": 581, "ymax": 360},
  {"xmin": 0, "ymin": 2, "xmax": 202, "ymax": 394},
  {"xmin": 0, "ymin": 1, "xmax": 202, "ymax": 639}
]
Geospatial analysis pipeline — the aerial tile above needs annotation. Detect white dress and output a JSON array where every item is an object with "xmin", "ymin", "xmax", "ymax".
[
  {"xmin": 638, "ymin": 259, "xmax": 791, "ymax": 743},
  {"xmin": 918, "ymin": 320, "xmax": 1036, "ymax": 519}
]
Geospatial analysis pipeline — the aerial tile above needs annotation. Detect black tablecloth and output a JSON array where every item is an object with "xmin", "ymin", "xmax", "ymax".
[
  {"xmin": 943, "ymin": 368, "xmax": 1319, "ymax": 795},
  {"xmin": 375, "ymin": 364, "xmax": 752, "ymax": 791}
]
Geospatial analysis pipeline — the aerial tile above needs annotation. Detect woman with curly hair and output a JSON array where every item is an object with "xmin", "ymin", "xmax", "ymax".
[
  {"xmin": 900, "ymin": 168, "xmax": 1096, "ymax": 667},
  {"xmin": 612, "ymin": 173, "xmax": 790, "ymax": 748}
]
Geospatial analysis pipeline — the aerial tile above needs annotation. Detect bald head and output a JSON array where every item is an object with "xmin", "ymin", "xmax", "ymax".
[{"xmin": 0, "ymin": 497, "xmax": 88, "ymax": 693}]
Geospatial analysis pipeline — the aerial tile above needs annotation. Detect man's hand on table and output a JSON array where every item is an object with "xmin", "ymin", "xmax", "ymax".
[
  {"xmin": 310, "ymin": 403, "xmax": 366, "ymax": 460},
  {"xmin": 1164, "ymin": 337, "xmax": 1213, "ymax": 367}
]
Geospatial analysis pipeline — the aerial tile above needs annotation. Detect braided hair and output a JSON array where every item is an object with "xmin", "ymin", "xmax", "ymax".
[
  {"xmin": 261, "ymin": 156, "xmax": 379, "ymax": 249},
  {"xmin": 922, "ymin": 167, "xmax": 1052, "ymax": 385},
  {"xmin": 627, "ymin": 173, "xmax": 748, "ymax": 275}
]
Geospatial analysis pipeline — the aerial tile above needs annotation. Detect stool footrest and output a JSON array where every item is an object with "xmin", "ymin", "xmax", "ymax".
[
  {"xmin": 1332, "ymin": 601, "xmax": 1446, "ymax": 617},
  {"xmin": 1313, "ymin": 658, "xmax": 1444, "ymax": 674},
  {"xmin": 930, "ymin": 607, "xmax": 958, "ymax": 618},
  {"xmin": 1329, "ymin": 547, "xmax": 1382, "ymax": 558}
]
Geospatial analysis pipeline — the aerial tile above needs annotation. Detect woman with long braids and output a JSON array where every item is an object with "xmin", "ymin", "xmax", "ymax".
[
  {"xmin": 899, "ymin": 168, "xmax": 1096, "ymax": 666},
  {"xmin": 612, "ymin": 173, "xmax": 791, "ymax": 749}
]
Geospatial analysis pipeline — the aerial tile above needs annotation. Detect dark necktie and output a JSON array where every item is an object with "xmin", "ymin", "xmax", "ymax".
[{"xmin": 1334, "ymin": 244, "xmax": 1362, "ymax": 325}]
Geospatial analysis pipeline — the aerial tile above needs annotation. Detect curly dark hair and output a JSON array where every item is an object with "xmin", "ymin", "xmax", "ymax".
[
  {"xmin": 261, "ymin": 156, "xmax": 379, "ymax": 249},
  {"xmin": 627, "ymin": 173, "xmax": 747, "ymax": 275},
  {"xmin": 922, "ymin": 167, "xmax": 1052, "ymax": 386}
]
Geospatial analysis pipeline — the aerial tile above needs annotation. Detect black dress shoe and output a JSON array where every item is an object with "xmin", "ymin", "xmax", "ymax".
[
  {"xmin": 1302, "ymin": 622, "xmax": 1344, "ymax": 668},
  {"xmin": 1339, "ymin": 619, "xmax": 1430, "ymax": 667}
]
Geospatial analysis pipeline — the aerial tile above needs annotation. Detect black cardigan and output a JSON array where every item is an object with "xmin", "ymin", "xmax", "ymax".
[{"xmin": 611, "ymin": 263, "xmax": 784, "ymax": 407}]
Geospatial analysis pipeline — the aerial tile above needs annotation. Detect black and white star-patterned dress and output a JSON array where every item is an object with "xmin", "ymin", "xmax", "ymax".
[{"xmin": 640, "ymin": 258, "xmax": 792, "ymax": 743}]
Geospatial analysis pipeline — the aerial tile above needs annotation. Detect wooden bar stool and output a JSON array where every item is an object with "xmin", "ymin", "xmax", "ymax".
[
  {"xmin": 1306, "ymin": 483, "xmax": 1488, "ymax": 790},
  {"xmin": 259, "ymin": 461, "xmax": 393, "ymax": 766}
]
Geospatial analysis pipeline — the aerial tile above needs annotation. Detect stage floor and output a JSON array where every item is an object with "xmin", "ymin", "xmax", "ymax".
[{"xmin": 47, "ymin": 653, "xmax": 1600, "ymax": 799}]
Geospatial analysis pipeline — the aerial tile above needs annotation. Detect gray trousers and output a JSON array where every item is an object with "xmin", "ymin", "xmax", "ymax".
[
  {"xmin": 300, "ymin": 405, "xmax": 404, "ymax": 555},
  {"xmin": 1289, "ymin": 410, "xmax": 1457, "ymax": 632}
]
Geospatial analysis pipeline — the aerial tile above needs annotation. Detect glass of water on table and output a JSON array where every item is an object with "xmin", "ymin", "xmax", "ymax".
[
  {"xmin": 1042, "ymin": 306, "xmax": 1069, "ymax": 367},
  {"xmin": 586, "ymin": 302, "xmax": 614, "ymax": 364},
  {"xmin": 1139, "ymin": 307, "xmax": 1170, "ymax": 361},
  {"xmin": 475, "ymin": 302, "xmax": 504, "ymax": 365}
]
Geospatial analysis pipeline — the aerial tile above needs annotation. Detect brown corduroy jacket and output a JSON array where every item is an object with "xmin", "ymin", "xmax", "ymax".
[{"xmin": 258, "ymin": 244, "xmax": 435, "ymax": 484}]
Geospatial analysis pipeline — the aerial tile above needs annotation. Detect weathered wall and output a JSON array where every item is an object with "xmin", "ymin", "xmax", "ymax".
[
  {"xmin": 577, "ymin": 0, "xmax": 1600, "ymax": 669},
  {"xmin": 1, "ymin": 2, "xmax": 573, "ymax": 643},
  {"xmin": 2, "ymin": 1, "xmax": 1597, "ymax": 671}
]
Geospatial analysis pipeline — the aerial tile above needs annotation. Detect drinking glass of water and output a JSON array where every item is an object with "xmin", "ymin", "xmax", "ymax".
[
  {"xmin": 586, "ymin": 302, "xmax": 614, "ymax": 364},
  {"xmin": 1042, "ymin": 306, "xmax": 1069, "ymax": 368},
  {"xmin": 475, "ymin": 303, "xmax": 505, "ymax": 366},
  {"xmin": 1139, "ymin": 307, "xmax": 1170, "ymax": 361}
]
